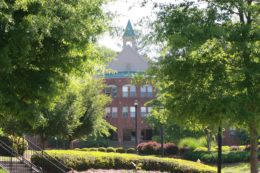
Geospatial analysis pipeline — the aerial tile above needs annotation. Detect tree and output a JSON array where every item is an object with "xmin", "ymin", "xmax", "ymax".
[
  {"xmin": 32, "ymin": 76, "xmax": 114, "ymax": 149},
  {"xmin": 0, "ymin": 0, "xmax": 109, "ymax": 126},
  {"xmin": 149, "ymin": 1, "xmax": 260, "ymax": 173}
]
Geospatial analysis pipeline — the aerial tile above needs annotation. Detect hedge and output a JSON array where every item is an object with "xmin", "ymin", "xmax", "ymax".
[
  {"xmin": 137, "ymin": 141, "xmax": 179, "ymax": 155},
  {"xmin": 32, "ymin": 150, "xmax": 217, "ymax": 173},
  {"xmin": 183, "ymin": 151, "xmax": 260, "ymax": 164}
]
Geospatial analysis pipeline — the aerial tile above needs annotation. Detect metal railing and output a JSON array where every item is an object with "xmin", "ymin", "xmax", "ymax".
[
  {"xmin": 0, "ymin": 139, "xmax": 42, "ymax": 173},
  {"xmin": 23, "ymin": 137, "xmax": 69, "ymax": 173}
]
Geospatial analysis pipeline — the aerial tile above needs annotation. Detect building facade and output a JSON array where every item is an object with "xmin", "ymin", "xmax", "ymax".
[{"xmin": 104, "ymin": 21, "xmax": 154, "ymax": 147}]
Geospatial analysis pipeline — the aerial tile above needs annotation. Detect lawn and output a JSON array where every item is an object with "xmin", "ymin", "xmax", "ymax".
[
  {"xmin": 223, "ymin": 162, "xmax": 260, "ymax": 173},
  {"xmin": 0, "ymin": 168, "xmax": 7, "ymax": 173}
]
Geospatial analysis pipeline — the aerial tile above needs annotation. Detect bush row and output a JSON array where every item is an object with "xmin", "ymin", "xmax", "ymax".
[
  {"xmin": 193, "ymin": 145, "xmax": 260, "ymax": 152},
  {"xmin": 75, "ymin": 147, "xmax": 136, "ymax": 153},
  {"xmin": 137, "ymin": 141, "xmax": 179, "ymax": 155},
  {"xmin": 183, "ymin": 151, "xmax": 260, "ymax": 164},
  {"xmin": 32, "ymin": 150, "xmax": 217, "ymax": 173}
]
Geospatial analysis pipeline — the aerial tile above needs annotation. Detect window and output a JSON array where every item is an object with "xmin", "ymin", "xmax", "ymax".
[
  {"xmin": 122, "ymin": 85, "xmax": 136, "ymax": 98},
  {"xmin": 140, "ymin": 86, "xmax": 146, "ymax": 97},
  {"xmin": 105, "ymin": 85, "xmax": 118, "ymax": 98},
  {"xmin": 147, "ymin": 107, "xmax": 152, "ymax": 115},
  {"xmin": 141, "ymin": 107, "xmax": 146, "ymax": 117},
  {"xmin": 122, "ymin": 107, "xmax": 128, "ymax": 118},
  {"xmin": 141, "ymin": 129, "xmax": 153, "ymax": 140},
  {"xmin": 122, "ymin": 85, "xmax": 128, "ymax": 97},
  {"xmin": 130, "ymin": 85, "xmax": 136, "ymax": 97},
  {"xmin": 140, "ymin": 85, "xmax": 153, "ymax": 97},
  {"xmin": 123, "ymin": 129, "xmax": 132, "ymax": 141},
  {"xmin": 147, "ymin": 85, "xmax": 153, "ymax": 97},
  {"xmin": 130, "ymin": 106, "xmax": 136, "ymax": 118},
  {"xmin": 105, "ymin": 107, "xmax": 111, "ymax": 117},
  {"xmin": 112, "ymin": 107, "xmax": 118, "ymax": 118}
]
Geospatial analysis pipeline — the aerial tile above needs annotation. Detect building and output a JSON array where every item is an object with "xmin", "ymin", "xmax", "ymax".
[{"xmin": 104, "ymin": 21, "xmax": 154, "ymax": 147}]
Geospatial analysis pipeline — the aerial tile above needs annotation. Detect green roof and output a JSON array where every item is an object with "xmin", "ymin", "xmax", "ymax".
[
  {"xmin": 104, "ymin": 72, "xmax": 142, "ymax": 79},
  {"xmin": 123, "ymin": 20, "xmax": 135, "ymax": 37}
]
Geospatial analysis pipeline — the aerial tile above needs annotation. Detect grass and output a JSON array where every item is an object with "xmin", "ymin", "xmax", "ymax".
[
  {"xmin": 0, "ymin": 168, "xmax": 7, "ymax": 173},
  {"xmin": 223, "ymin": 162, "xmax": 260, "ymax": 173},
  {"xmin": 32, "ymin": 150, "xmax": 217, "ymax": 173}
]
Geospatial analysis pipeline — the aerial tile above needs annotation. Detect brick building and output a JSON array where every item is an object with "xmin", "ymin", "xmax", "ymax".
[{"xmin": 104, "ymin": 21, "xmax": 154, "ymax": 147}]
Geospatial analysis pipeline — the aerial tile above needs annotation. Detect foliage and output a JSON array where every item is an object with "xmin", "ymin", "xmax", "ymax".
[
  {"xmin": 98, "ymin": 147, "xmax": 107, "ymax": 152},
  {"xmin": 0, "ymin": 135, "xmax": 28, "ymax": 156},
  {"xmin": 183, "ymin": 151, "xmax": 260, "ymax": 164},
  {"xmin": 137, "ymin": 141, "xmax": 160, "ymax": 155},
  {"xmin": 0, "ymin": 0, "xmax": 109, "ymax": 126},
  {"xmin": 31, "ymin": 76, "xmax": 114, "ymax": 148},
  {"xmin": 116, "ymin": 147, "xmax": 125, "ymax": 153},
  {"xmin": 31, "ymin": 150, "xmax": 217, "ymax": 173},
  {"xmin": 149, "ymin": 0, "xmax": 260, "ymax": 171},
  {"xmin": 164, "ymin": 143, "xmax": 179, "ymax": 155},
  {"xmin": 178, "ymin": 137, "xmax": 208, "ymax": 150},
  {"xmin": 106, "ymin": 147, "xmax": 116, "ymax": 153},
  {"xmin": 126, "ymin": 148, "xmax": 136, "ymax": 154}
]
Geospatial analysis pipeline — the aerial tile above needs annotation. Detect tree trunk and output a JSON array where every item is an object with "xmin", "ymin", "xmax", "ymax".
[
  {"xmin": 40, "ymin": 133, "xmax": 46, "ymax": 150},
  {"xmin": 249, "ymin": 122, "xmax": 258, "ymax": 173},
  {"xmin": 206, "ymin": 132, "xmax": 212, "ymax": 152},
  {"xmin": 217, "ymin": 126, "xmax": 222, "ymax": 173},
  {"xmin": 69, "ymin": 137, "xmax": 74, "ymax": 149}
]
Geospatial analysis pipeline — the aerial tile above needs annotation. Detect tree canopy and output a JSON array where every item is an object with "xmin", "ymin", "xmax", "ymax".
[
  {"xmin": 0, "ymin": 0, "xmax": 109, "ymax": 124},
  {"xmin": 149, "ymin": 0, "xmax": 260, "ymax": 172}
]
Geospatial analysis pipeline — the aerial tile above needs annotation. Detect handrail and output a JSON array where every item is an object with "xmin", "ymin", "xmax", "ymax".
[
  {"xmin": 25, "ymin": 137, "xmax": 69, "ymax": 173},
  {"xmin": 26, "ymin": 138, "xmax": 68, "ymax": 171},
  {"xmin": 0, "ymin": 162, "xmax": 10, "ymax": 173},
  {"xmin": 0, "ymin": 139, "xmax": 42, "ymax": 173}
]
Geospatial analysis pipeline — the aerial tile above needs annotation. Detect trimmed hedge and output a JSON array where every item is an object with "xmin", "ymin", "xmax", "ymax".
[
  {"xmin": 106, "ymin": 147, "xmax": 116, "ymax": 152},
  {"xmin": 137, "ymin": 141, "xmax": 160, "ymax": 155},
  {"xmin": 164, "ymin": 143, "xmax": 179, "ymax": 155},
  {"xmin": 137, "ymin": 141, "xmax": 179, "ymax": 155},
  {"xmin": 32, "ymin": 150, "xmax": 217, "ymax": 173},
  {"xmin": 183, "ymin": 151, "xmax": 260, "ymax": 164},
  {"xmin": 126, "ymin": 148, "xmax": 136, "ymax": 153},
  {"xmin": 116, "ymin": 147, "xmax": 125, "ymax": 153}
]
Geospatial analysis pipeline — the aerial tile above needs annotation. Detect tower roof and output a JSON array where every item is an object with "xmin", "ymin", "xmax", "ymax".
[{"xmin": 123, "ymin": 20, "xmax": 135, "ymax": 37}]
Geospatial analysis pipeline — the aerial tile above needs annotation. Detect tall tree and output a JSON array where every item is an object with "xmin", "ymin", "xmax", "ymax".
[
  {"xmin": 150, "ymin": 1, "xmax": 260, "ymax": 172},
  {"xmin": 32, "ymin": 76, "xmax": 114, "ymax": 149},
  {"xmin": 0, "ymin": 0, "xmax": 108, "ymax": 125}
]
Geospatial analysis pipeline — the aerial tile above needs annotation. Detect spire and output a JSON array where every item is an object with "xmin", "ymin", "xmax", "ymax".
[
  {"xmin": 123, "ymin": 20, "xmax": 135, "ymax": 37},
  {"xmin": 123, "ymin": 20, "xmax": 137, "ymax": 50}
]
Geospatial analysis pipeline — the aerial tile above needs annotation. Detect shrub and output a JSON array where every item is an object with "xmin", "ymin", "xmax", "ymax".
[
  {"xmin": 183, "ymin": 150, "xmax": 260, "ymax": 164},
  {"xmin": 178, "ymin": 137, "xmax": 206, "ymax": 150},
  {"xmin": 116, "ymin": 147, "xmax": 125, "ymax": 153},
  {"xmin": 230, "ymin": 146, "xmax": 241, "ymax": 151},
  {"xmin": 31, "ymin": 150, "xmax": 217, "ymax": 173},
  {"xmin": 243, "ymin": 145, "xmax": 260, "ymax": 151},
  {"xmin": 89, "ymin": 148, "xmax": 98, "ymax": 151},
  {"xmin": 0, "ymin": 135, "xmax": 28, "ymax": 156},
  {"xmin": 98, "ymin": 147, "xmax": 106, "ymax": 152},
  {"xmin": 180, "ymin": 147, "xmax": 191, "ymax": 155},
  {"xmin": 137, "ymin": 141, "xmax": 160, "ymax": 155},
  {"xmin": 164, "ymin": 143, "xmax": 179, "ymax": 155},
  {"xmin": 222, "ymin": 146, "xmax": 230, "ymax": 152},
  {"xmin": 126, "ymin": 148, "xmax": 136, "ymax": 154},
  {"xmin": 106, "ymin": 147, "xmax": 116, "ymax": 153},
  {"xmin": 194, "ymin": 147, "xmax": 208, "ymax": 152}
]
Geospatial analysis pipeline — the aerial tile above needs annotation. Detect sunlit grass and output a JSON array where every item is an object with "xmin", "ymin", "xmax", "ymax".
[{"xmin": 223, "ymin": 162, "xmax": 260, "ymax": 173}]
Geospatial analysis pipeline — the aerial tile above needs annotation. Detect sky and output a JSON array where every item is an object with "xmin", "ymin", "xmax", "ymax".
[{"xmin": 98, "ymin": 0, "xmax": 173, "ymax": 53}]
